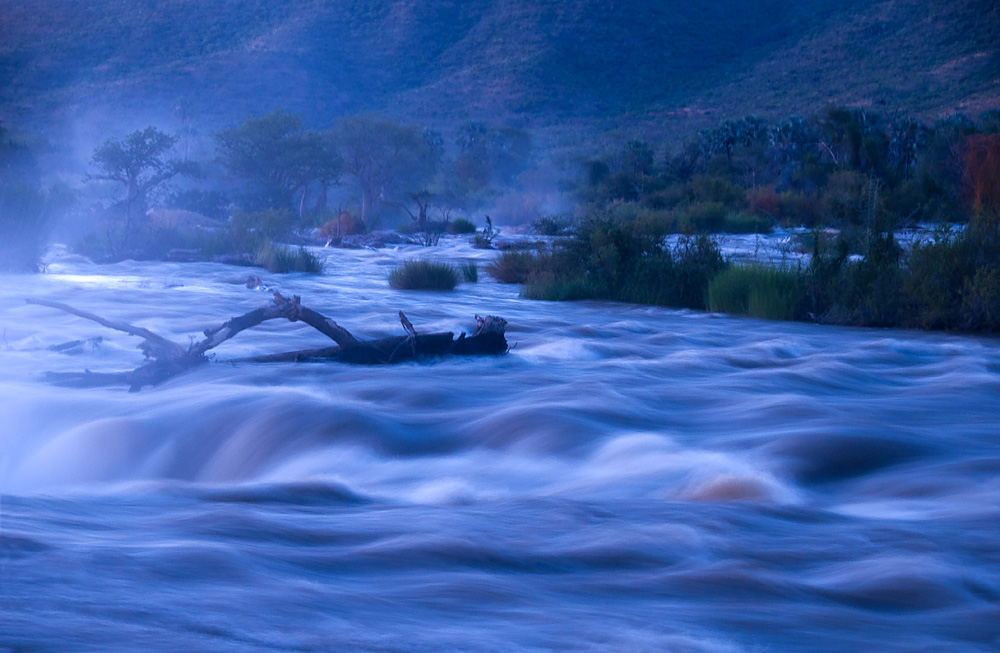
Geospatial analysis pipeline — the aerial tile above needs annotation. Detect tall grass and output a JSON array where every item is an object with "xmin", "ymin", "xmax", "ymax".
[
  {"xmin": 486, "ymin": 251, "xmax": 540, "ymax": 283},
  {"xmin": 388, "ymin": 260, "xmax": 458, "ymax": 290},
  {"xmin": 254, "ymin": 243, "xmax": 324, "ymax": 274},
  {"xmin": 707, "ymin": 264, "xmax": 802, "ymax": 320},
  {"xmin": 460, "ymin": 261, "xmax": 478, "ymax": 282},
  {"xmin": 448, "ymin": 218, "xmax": 477, "ymax": 234}
]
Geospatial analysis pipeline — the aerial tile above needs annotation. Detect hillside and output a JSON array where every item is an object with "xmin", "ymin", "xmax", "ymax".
[{"xmin": 0, "ymin": 0, "xmax": 997, "ymax": 149}]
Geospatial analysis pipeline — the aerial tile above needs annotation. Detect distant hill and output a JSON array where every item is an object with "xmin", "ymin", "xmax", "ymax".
[{"xmin": 1, "ymin": 0, "xmax": 997, "ymax": 150}]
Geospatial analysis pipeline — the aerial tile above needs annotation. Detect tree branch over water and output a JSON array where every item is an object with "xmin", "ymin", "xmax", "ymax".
[{"xmin": 27, "ymin": 293, "xmax": 508, "ymax": 391}]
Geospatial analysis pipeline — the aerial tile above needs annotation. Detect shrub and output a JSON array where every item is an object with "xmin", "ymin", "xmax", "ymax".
[
  {"xmin": 641, "ymin": 183, "xmax": 686, "ymax": 210},
  {"xmin": 473, "ymin": 216, "xmax": 499, "ymax": 249},
  {"xmin": 777, "ymin": 191, "xmax": 820, "ymax": 227},
  {"xmin": 254, "ymin": 242, "xmax": 324, "ymax": 273},
  {"xmin": 448, "ymin": 217, "xmax": 477, "ymax": 234},
  {"xmin": 665, "ymin": 234, "xmax": 729, "ymax": 308},
  {"xmin": 531, "ymin": 214, "xmax": 573, "ymax": 236},
  {"xmin": 748, "ymin": 186, "xmax": 780, "ymax": 217},
  {"xmin": 411, "ymin": 221, "xmax": 447, "ymax": 246},
  {"xmin": 460, "ymin": 261, "xmax": 478, "ymax": 282},
  {"xmin": 682, "ymin": 201, "xmax": 729, "ymax": 232},
  {"xmin": 486, "ymin": 251, "xmax": 541, "ymax": 283},
  {"xmin": 522, "ymin": 273, "xmax": 594, "ymax": 301},
  {"xmin": 902, "ymin": 214, "xmax": 1000, "ymax": 330},
  {"xmin": 388, "ymin": 260, "xmax": 458, "ymax": 290},
  {"xmin": 686, "ymin": 175, "xmax": 748, "ymax": 207},
  {"xmin": 633, "ymin": 208, "xmax": 683, "ymax": 236},
  {"xmin": 723, "ymin": 211, "xmax": 774, "ymax": 234},
  {"xmin": 961, "ymin": 266, "xmax": 1000, "ymax": 330},
  {"xmin": 820, "ymin": 170, "xmax": 868, "ymax": 224},
  {"xmin": 319, "ymin": 211, "xmax": 366, "ymax": 242},
  {"xmin": 520, "ymin": 217, "xmax": 727, "ymax": 310},
  {"xmin": 803, "ymin": 231, "xmax": 902, "ymax": 326},
  {"xmin": 964, "ymin": 134, "xmax": 1000, "ymax": 212},
  {"xmin": 707, "ymin": 265, "xmax": 802, "ymax": 320}
]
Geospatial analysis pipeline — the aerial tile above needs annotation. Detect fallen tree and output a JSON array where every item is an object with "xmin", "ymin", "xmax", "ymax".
[{"xmin": 27, "ymin": 292, "xmax": 508, "ymax": 391}]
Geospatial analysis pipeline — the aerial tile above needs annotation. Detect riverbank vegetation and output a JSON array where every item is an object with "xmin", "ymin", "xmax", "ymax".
[
  {"xmin": 494, "ymin": 209, "xmax": 1000, "ymax": 332},
  {"xmin": 1, "ymin": 101, "xmax": 999, "ymax": 332},
  {"xmin": 500, "ymin": 106, "xmax": 1000, "ymax": 333}
]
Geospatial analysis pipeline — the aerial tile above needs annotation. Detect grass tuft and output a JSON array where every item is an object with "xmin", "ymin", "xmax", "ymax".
[
  {"xmin": 254, "ymin": 243, "xmax": 324, "ymax": 273},
  {"xmin": 448, "ymin": 218, "xmax": 477, "ymax": 234},
  {"xmin": 707, "ymin": 264, "xmax": 802, "ymax": 320},
  {"xmin": 388, "ymin": 260, "xmax": 458, "ymax": 290},
  {"xmin": 460, "ymin": 261, "xmax": 478, "ymax": 282},
  {"xmin": 485, "ymin": 251, "xmax": 540, "ymax": 283}
]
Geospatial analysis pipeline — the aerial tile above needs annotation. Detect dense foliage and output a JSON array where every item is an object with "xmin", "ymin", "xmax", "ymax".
[{"xmin": 578, "ymin": 108, "xmax": 1000, "ymax": 236}]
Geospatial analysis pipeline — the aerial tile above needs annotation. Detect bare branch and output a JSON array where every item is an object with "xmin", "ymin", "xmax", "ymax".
[
  {"xmin": 26, "ymin": 298, "xmax": 185, "ymax": 359},
  {"xmin": 30, "ymin": 295, "xmax": 507, "ymax": 390}
]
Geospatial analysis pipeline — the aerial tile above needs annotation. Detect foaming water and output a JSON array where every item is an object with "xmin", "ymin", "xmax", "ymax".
[{"xmin": 1, "ymin": 238, "xmax": 999, "ymax": 651}]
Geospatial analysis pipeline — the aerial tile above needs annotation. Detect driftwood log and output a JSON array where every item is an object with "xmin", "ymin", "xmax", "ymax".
[{"xmin": 27, "ymin": 293, "xmax": 508, "ymax": 391}]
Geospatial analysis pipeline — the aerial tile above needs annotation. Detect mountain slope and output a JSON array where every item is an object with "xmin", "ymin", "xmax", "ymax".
[{"xmin": 0, "ymin": 0, "xmax": 996, "ymax": 146}]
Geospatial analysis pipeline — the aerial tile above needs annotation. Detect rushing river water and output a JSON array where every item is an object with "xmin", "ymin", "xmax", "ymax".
[{"xmin": 1, "ymin": 237, "xmax": 999, "ymax": 652}]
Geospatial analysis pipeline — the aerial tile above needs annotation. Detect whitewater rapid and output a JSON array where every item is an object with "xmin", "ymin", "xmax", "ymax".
[{"xmin": 1, "ymin": 237, "xmax": 998, "ymax": 651}]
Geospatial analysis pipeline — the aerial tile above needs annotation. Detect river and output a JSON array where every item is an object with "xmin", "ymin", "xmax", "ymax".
[{"xmin": 1, "ymin": 237, "xmax": 998, "ymax": 651}]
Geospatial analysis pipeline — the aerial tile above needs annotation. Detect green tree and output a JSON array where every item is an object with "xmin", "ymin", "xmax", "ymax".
[
  {"xmin": 88, "ymin": 126, "xmax": 195, "ymax": 248},
  {"xmin": 453, "ymin": 122, "xmax": 531, "ymax": 196},
  {"xmin": 332, "ymin": 115, "xmax": 440, "ymax": 225},
  {"xmin": 215, "ymin": 111, "xmax": 341, "ymax": 217}
]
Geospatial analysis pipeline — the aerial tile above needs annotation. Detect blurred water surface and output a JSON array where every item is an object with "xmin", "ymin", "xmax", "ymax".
[{"xmin": 1, "ymin": 238, "xmax": 998, "ymax": 651}]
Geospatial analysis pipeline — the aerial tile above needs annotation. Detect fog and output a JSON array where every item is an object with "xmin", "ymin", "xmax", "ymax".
[{"xmin": 2, "ymin": 1, "xmax": 1000, "ymax": 651}]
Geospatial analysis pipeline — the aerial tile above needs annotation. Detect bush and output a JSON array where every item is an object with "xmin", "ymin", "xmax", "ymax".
[
  {"xmin": 777, "ymin": 191, "xmax": 821, "ymax": 227},
  {"xmin": 403, "ymin": 220, "xmax": 447, "ymax": 246},
  {"xmin": 802, "ymin": 231, "xmax": 902, "ymax": 326},
  {"xmin": 707, "ymin": 265, "xmax": 802, "ymax": 320},
  {"xmin": 686, "ymin": 175, "xmax": 747, "ymax": 206},
  {"xmin": 531, "ymin": 214, "xmax": 573, "ymax": 236},
  {"xmin": 722, "ymin": 211, "xmax": 774, "ymax": 234},
  {"xmin": 519, "ymin": 216, "xmax": 727, "ymax": 310},
  {"xmin": 388, "ymin": 260, "xmax": 458, "ymax": 290},
  {"xmin": 254, "ymin": 243, "xmax": 323, "ymax": 274},
  {"xmin": 902, "ymin": 214, "xmax": 1000, "ymax": 330},
  {"xmin": 663, "ymin": 234, "xmax": 729, "ymax": 308},
  {"xmin": 473, "ymin": 216, "xmax": 500, "ymax": 249},
  {"xmin": 748, "ymin": 186, "xmax": 780, "ymax": 217},
  {"xmin": 820, "ymin": 170, "xmax": 868, "ymax": 225},
  {"xmin": 319, "ymin": 212, "xmax": 366, "ymax": 242},
  {"xmin": 486, "ymin": 251, "xmax": 541, "ymax": 283},
  {"xmin": 522, "ymin": 274, "xmax": 594, "ymax": 301},
  {"xmin": 682, "ymin": 201, "xmax": 729, "ymax": 232},
  {"xmin": 448, "ymin": 217, "xmax": 477, "ymax": 234},
  {"xmin": 961, "ymin": 266, "xmax": 1000, "ymax": 330},
  {"xmin": 641, "ymin": 183, "xmax": 686, "ymax": 210}
]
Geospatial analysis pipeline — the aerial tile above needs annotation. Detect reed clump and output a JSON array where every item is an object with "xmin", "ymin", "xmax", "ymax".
[{"xmin": 388, "ymin": 260, "xmax": 458, "ymax": 290}]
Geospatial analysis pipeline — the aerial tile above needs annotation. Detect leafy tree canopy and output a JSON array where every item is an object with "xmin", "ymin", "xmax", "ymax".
[
  {"xmin": 332, "ymin": 115, "xmax": 441, "ymax": 223},
  {"xmin": 215, "ymin": 110, "xmax": 341, "ymax": 214}
]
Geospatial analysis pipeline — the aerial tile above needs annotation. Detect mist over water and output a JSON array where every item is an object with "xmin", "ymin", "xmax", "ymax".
[{"xmin": 1, "ymin": 238, "xmax": 999, "ymax": 651}]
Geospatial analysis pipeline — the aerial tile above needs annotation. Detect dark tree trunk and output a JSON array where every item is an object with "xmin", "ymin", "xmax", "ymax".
[{"xmin": 28, "ymin": 294, "xmax": 508, "ymax": 391}]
